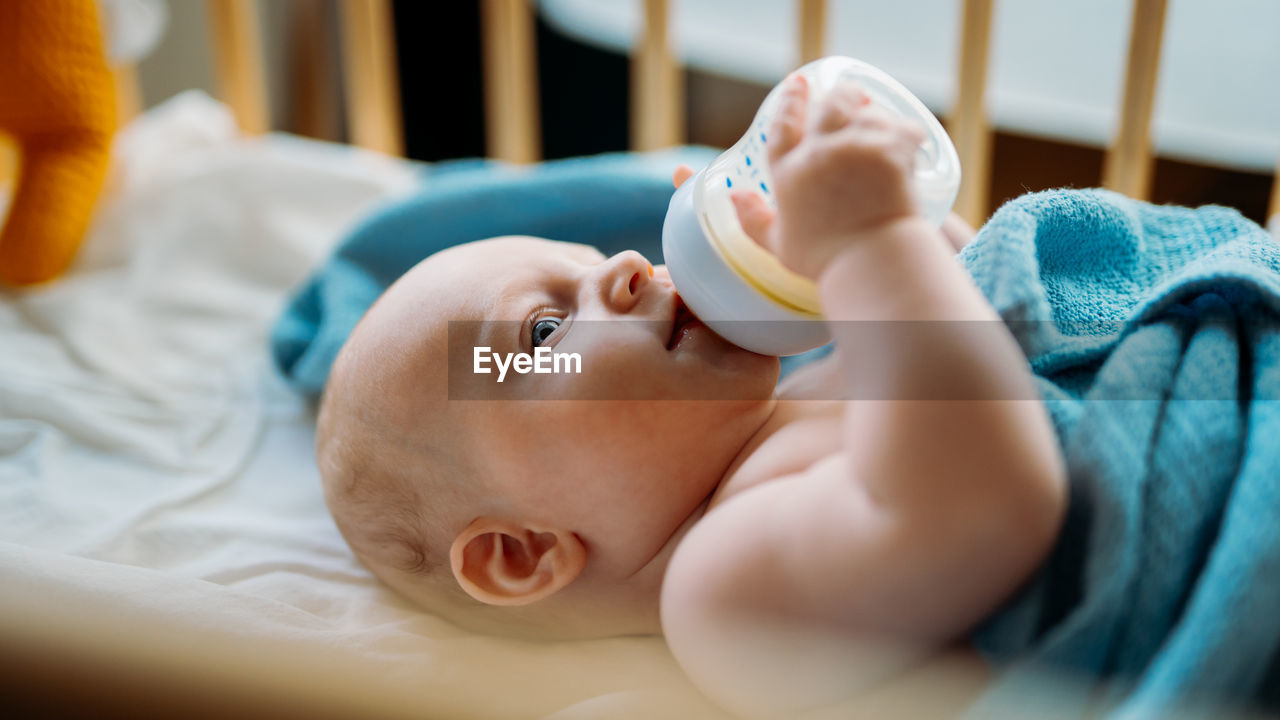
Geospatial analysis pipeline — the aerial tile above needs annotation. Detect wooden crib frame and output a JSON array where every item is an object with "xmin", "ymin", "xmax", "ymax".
[{"xmin": 158, "ymin": 0, "xmax": 1280, "ymax": 229}]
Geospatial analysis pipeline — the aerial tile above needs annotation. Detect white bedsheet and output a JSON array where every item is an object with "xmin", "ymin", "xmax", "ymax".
[{"xmin": 0, "ymin": 93, "xmax": 728, "ymax": 719}]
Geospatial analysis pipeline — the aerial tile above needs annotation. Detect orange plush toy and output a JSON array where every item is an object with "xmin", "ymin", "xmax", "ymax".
[{"xmin": 0, "ymin": 0, "xmax": 116, "ymax": 286}]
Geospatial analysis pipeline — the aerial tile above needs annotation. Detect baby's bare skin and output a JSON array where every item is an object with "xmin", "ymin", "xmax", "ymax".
[
  {"xmin": 318, "ymin": 76, "xmax": 1065, "ymax": 718},
  {"xmin": 658, "ymin": 76, "xmax": 1066, "ymax": 716}
]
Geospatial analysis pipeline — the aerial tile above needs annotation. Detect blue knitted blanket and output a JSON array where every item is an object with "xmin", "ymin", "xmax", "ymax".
[{"xmin": 961, "ymin": 189, "xmax": 1280, "ymax": 719}]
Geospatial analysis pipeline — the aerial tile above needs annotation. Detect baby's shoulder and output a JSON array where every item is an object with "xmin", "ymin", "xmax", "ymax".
[{"xmin": 706, "ymin": 394, "xmax": 844, "ymax": 510}]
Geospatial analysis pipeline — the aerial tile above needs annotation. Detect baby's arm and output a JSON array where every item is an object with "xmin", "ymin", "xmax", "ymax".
[{"xmin": 661, "ymin": 77, "xmax": 1066, "ymax": 717}]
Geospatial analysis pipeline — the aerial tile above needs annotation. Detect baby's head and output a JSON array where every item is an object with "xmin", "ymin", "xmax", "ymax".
[{"xmin": 317, "ymin": 236, "xmax": 779, "ymax": 638}]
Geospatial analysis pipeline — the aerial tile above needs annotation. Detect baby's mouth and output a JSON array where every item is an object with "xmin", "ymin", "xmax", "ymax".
[{"xmin": 667, "ymin": 294, "xmax": 701, "ymax": 350}]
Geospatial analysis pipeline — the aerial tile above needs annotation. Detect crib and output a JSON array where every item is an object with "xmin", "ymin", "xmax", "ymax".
[
  {"xmin": 171, "ymin": 0, "xmax": 1280, "ymax": 227},
  {"xmin": 3, "ymin": 1, "xmax": 1279, "ymax": 718}
]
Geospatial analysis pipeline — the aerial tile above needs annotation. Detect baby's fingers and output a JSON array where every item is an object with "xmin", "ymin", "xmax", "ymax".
[
  {"xmin": 730, "ymin": 190, "xmax": 776, "ymax": 248},
  {"xmin": 672, "ymin": 164, "xmax": 695, "ymax": 189},
  {"xmin": 900, "ymin": 118, "xmax": 927, "ymax": 147},
  {"xmin": 815, "ymin": 81, "xmax": 871, "ymax": 134},
  {"xmin": 766, "ymin": 73, "xmax": 809, "ymax": 165}
]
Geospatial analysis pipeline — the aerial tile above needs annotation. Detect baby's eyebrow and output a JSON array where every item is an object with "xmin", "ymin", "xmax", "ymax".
[
  {"xmin": 564, "ymin": 243, "xmax": 606, "ymax": 264},
  {"xmin": 482, "ymin": 281, "xmax": 542, "ymax": 349},
  {"xmin": 472, "ymin": 316, "xmax": 523, "ymax": 366}
]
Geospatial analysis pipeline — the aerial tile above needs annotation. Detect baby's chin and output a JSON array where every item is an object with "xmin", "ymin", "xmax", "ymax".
[{"xmin": 668, "ymin": 347, "xmax": 780, "ymax": 402}]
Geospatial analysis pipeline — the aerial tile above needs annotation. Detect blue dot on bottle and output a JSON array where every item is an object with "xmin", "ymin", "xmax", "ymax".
[
  {"xmin": 725, "ymin": 177, "xmax": 732, "ymax": 188},
  {"xmin": 759, "ymin": 181, "xmax": 768, "ymax": 193},
  {"xmin": 745, "ymin": 155, "xmax": 752, "ymax": 166},
  {"xmin": 760, "ymin": 132, "xmax": 767, "ymax": 143}
]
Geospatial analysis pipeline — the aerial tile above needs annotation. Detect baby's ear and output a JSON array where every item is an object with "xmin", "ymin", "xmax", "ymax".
[{"xmin": 449, "ymin": 518, "xmax": 586, "ymax": 606}]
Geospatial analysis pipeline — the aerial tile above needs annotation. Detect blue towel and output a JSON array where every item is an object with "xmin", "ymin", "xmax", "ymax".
[{"xmin": 961, "ymin": 189, "xmax": 1280, "ymax": 719}]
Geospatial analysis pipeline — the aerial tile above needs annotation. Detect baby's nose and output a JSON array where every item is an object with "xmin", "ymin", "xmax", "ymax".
[
  {"xmin": 602, "ymin": 250, "xmax": 653, "ymax": 310},
  {"xmin": 627, "ymin": 264, "xmax": 655, "ymax": 293}
]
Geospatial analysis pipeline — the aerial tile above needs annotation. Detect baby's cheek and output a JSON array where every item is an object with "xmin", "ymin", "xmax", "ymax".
[
  {"xmin": 587, "ymin": 346, "xmax": 677, "ymax": 400},
  {"xmin": 577, "ymin": 325, "xmax": 659, "ymax": 356}
]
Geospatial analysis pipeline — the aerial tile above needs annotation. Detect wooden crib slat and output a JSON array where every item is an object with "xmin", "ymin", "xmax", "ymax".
[
  {"xmin": 797, "ymin": 0, "xmax": 827, "ymax": 65},
  {"xmin": 206, "ymin": 0, "xmax": 269, "ymax": 135},
  {"xmin": 631, "ymin": 0, "xmax": 685, "ymax": 151},
  {"xmin": 1270, "ymin": 157, "xmax": 1280, "ymax": 227},
  {"xmin": 0, "ymin": 134, "xmax": 14, "ymax": 190},
  {"xmin": 112, "ymin": 64, "xmax": 143, "ymax": 127},
  {"xmin": 950, "ymin": 0, "xmax": 995, "ymax": 226},
  {"xmin": 481, "ymin": 0, "xmax": 541, "ymax": 163},
  {"xmin": 1102, "ymin": 0, "xmax": 1168, "ymax": 200},
  {"xmin": 288, "ymin": 1, "xmax": 342, "ymax": 143},
  {"xmin": 339, "ymin": 0, "xmax": 405, "ymax": 156}
]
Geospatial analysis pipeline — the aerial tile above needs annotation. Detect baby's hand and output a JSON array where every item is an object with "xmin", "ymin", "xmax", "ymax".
[{"xmin": 732, "ymin": 74, "xmax": 926, "ymax": 280}]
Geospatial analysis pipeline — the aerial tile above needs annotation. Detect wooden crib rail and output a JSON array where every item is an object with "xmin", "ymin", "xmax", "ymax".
[
  {"xmin": 798, "ymin": 0, "xmax": 827, "ymax": 66},
  {"xmin": 205, "ymin": 0, "xmax": 405, "ymax": 156},
  {"xmin": 631, "ymin": 0, "xmax": 685, "ymax": 152},
  {"xmin": 952, "ymin": 0, "xmax": 995, "ymax": 227},
  {"xmin": 339, "ymin": 0, "xmax": 404, "ymax": 157},
  {"xmin": 614, "ymin": 0, "xmax": 1005, "ymax": 226},
  {"xmin": 112, "ymin": 65, "xmax": 144, "ymax": 127},
  {"xmin": 206, "ymin": 0, "xmax": 269, "ymax": 136},
  {"xmin": 199, "ymin": 0, "xmax": 1276, "ymax": 225},
  {"xmin": 481, "ymin": 0, "xmax": 542, "ymax": 163},
  {"xmin": 1101, "ymin": 0, "xmax": 1168, "ymax": 202},
  {"xmin": 1272, "ymin": 156, "xmax": 1280, "ymax": 224}
]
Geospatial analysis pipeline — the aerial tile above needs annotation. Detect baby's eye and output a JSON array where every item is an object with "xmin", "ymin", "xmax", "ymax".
[{"xmin": 531, "ymin": 317, "xmax": 562, "ymax": 347}]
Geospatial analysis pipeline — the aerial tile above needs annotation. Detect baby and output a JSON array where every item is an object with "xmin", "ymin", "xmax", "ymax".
[{"xmin": 316, "ymin": 76, "xmax": 1067, "ymax": 716}]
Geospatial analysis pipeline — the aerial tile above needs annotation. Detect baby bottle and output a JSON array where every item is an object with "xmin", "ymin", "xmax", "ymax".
[{"xmin": 662, "ymin": 56, "xmax": 961, "ymax": 356}]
